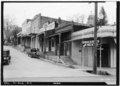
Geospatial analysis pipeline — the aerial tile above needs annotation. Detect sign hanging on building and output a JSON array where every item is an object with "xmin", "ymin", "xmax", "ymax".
[
  {"xmin": 39, "ymin": 28, "xmax": 45, "ymax": 33},
  {"xmin": 46, "ymin": 22, "xmax": 56, "ymax": 31},
  {"xmin": 82, "ymin": 40, "xmax": 99, "ymax": 47},
  {"xmin": 42, "ymin": 21, "xmax": 56, "ymax": 32},
  {"xmin": 43, "ymin": 22, "xmax": 49, "ymax": 29}
]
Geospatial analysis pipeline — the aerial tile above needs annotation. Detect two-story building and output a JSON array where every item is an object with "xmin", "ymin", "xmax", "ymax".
[
  {"xmin": 30, "ymin": 14, "xmax": 62, "ymax": 53},
  {"xmin": 17, "ymin": 19, "xmax": 31, "ymax": 51}
]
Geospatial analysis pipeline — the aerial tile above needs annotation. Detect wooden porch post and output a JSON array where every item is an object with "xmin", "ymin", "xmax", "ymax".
[
  {"xmin": 31, "ymin": 36, "xmax": 32, "ymax": 49},
  {"xmin": 59, "ymin": 33, "xmax": 61, "ymax": 60}
]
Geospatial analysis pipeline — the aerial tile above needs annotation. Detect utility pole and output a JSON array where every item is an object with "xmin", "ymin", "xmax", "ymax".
[{"xmin": 93, "ymin": 2, "xmax": 98, "ymax": 74}]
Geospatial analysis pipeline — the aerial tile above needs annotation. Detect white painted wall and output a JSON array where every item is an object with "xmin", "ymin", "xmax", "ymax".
[
  {"xmin": 71, "ymin": 40, "xmax": 94, "ymax": 67},
  {"xmin": 71, "ymin": 37, "xmax": 116, "ymax": 68},
  {"xmin": 71, "ymin": 40, "xmax": 82, "ymax": 65},
  {"xmin": 84, "ymin": 47, "xmax": 94, "ymax": 67}
]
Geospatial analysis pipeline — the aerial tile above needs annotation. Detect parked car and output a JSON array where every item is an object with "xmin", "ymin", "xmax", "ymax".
[
  {"xmin": 28, "ymin": 48, "xmax": 40, "ymax": 58},
  {"xmin": 3, "ymin": 50, "xmax": 11, "ymax": 65}
]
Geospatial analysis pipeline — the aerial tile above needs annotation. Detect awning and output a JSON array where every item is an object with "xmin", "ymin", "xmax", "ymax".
[
  {"xmin": 45, "ymin": 33, "xmax": 59, "ymax": 38},
  {"xmin": 72, "ymin": 25, "xmax": 116, "ymax": 41},
  {"xmin": 45, "ymin": 29, "xmax": 55, "ymax": 37},
  {"xmin": 55, "ymin": 24, "xmax": 72, "ymax": 33},
  {"xmin": 37, "ymin": 32, "xmax": 44, "ymax": 36},
  {"xmin": 22, "ymin": 34, "xmax": 30, "ymax": 37}
]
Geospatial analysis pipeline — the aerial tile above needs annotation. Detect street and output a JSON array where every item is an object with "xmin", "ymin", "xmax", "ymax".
[{"xmin": 3, "ymin": 46, "xmax": 116, "ymax": 84}]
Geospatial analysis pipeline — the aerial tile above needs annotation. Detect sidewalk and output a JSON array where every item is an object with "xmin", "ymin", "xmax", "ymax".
[{"xmin": 39, "ymin": 57, "xmax": 116, "ymax": 76}]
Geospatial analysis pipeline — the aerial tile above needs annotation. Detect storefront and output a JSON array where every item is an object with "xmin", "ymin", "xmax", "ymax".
[
  {"xmin": 38, "ymin": 21, "xmax": 58, "ymax": 55},
  {"xmin": 45, "ymin": 30, "xmax": 56, "ymax": 54},
  {"xmin": 46, "ymin": 35, "xmax": 58, "ymax": 54},
  {"xmin": 17, "ymin": 32, "xmax": 22, "ymax": 45},
  {"xmin": 55, "ymin": 23, "xmax": 73, "ymax": 57},
  {"xmin": 17, "ymin": 37, "xmax": 21, "ymax": 45},
  {"xmin": 71, "ymin": 25, "xmax": 116, "ymax": 68},
  {"xmin": 59, "ymin": 31, "xmax": 72, "ymax": 56},
  {"xmin": 30, "ymin": 35, "xmax": 36, "ymax": 49},
  {"xmin": 38, "ymin": 33, "xmax": 44, "ymax": 52}
]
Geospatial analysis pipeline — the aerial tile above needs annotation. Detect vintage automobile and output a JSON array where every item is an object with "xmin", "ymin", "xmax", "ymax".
[
  {"xmin": 28, "ymin": 48, "xmax": 40, "ymax": 58},
  {"xmin": 3, "ymin": 50, "xmax": 11, "ymax": 65}
]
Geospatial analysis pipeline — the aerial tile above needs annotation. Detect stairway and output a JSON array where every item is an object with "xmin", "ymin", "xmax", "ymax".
[
  {"xmin": 60, "ymin": 56, "xmax": 76, "ymax": 66},
  {"xmin": 44, "ymin": 51, "xmax": 77, "ymax": 67}
]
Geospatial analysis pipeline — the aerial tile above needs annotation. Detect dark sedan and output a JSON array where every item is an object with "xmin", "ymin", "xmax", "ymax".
[
  {"xmin": 3, "ymin": 50, "xmax": 11, "ymax": 65},
  {"xmin": 28, "ymin": 48, "xmax": 40, "ymax": 58}
]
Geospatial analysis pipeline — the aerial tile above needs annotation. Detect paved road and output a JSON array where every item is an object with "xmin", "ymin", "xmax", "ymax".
[{"xmin": 3, "ymin": 46, "xmax": 116, "ymax": 84}]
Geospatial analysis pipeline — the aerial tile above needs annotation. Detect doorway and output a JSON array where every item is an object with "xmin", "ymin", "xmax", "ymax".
[{"xmin": 97, "ymin": 44, "xmax": 110, "ymax": 67}]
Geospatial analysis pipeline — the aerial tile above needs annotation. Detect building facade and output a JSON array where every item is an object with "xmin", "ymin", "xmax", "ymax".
[
  {"xmin": 17, "ymin": 19, "xmax": 31, "ymax": 51},
  {"xmin": 17, "ymin": 13, "xmax": 116, "ymax": 69},
  {"xmin": 71, "ymin": 25, "xmax": 116, "ymax": 68}
]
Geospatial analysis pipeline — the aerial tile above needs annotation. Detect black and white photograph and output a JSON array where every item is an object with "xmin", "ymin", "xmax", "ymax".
[{"xmin": 1, "ymin": 1, "xmax": 118, "ymax": 85}]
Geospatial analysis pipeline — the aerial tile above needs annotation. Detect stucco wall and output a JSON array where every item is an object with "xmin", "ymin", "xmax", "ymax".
[
  {"xmin": 71, "ymin": 40, "xmax": 94, "ymax": 66},
  {"xmin": 83, "ymin": 46, "xmax": 93, "ymax": 67},
  {"xmin": 71, "ymin": 37, "xmax": 116, "ymax": 68},
  {"xmin": 71, "ymin": 40, "xmax": 82, "ymax": 65}
]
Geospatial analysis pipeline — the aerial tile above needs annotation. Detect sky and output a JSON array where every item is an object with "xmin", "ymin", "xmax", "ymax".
[{"xmin": 4, "ymin": 1, "xmax": 116, "ymax": 27}]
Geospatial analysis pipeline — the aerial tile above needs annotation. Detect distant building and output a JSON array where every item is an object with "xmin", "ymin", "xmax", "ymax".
[
  {"xmin": 87, "ymin": 14, "xmax": 94, "ymax": 27},
  {"xmin": 17, "ymin": 19, "xmax": 32, "ymax": 51},
  {"xmin": 22, "ymin": 19, "xmax": 31, "ymax": 34}
]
